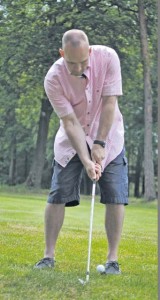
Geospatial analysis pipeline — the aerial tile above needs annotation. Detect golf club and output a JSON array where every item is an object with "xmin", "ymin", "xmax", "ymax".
[{"xmin": 78, "ymin": 180, "xmax": 96, "ymax": 285}]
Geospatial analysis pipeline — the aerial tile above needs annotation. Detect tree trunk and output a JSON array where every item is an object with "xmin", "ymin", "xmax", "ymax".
[
  {"xmin": 134, "ymin": 146, "xmax": 143, "ymax": 198},
  {"xmin": 138, "ymin": 0, "xmax": 156, "ymax": 200},
  {"xmin": 24, "ymin": 150, "xmax": 29, "ymax": 180},
  {"xmin": 8, "ymin": 135, "xmax": 16, "ymax": 185},
  {"xmin": 26, "ymin": 99, "xmax": 53, "ymax": 188}
]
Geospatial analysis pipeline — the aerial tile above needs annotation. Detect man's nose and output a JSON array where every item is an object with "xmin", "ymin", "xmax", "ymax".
[{"xmin": 74, "ymin": 64, "xmax": 82, "ymax": 72}]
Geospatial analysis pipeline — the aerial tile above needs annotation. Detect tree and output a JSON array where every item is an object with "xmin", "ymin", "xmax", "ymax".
[
  {"xmin": 138, "ymin": 0, "xmax": 156, "ymax": 200},
  {"xmin": 0, "ymin": 0, "xmax": 157, "ymax": 196},
  {"xmin": 26, "ymin": 98, "xmax": 53, "ymax": 187}
]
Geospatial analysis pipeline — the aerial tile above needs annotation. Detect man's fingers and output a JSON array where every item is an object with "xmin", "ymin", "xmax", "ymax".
[
  {"xmin": 85, "ymin": 160, "xmax": 102, "ymax": 181},
  {"xmin": 95, "ymin": 163, "xmax": 102, "ymax": 180},
  {"xmin": 95, "ymin": 162, "xmax": 102, "ymax": 171}
]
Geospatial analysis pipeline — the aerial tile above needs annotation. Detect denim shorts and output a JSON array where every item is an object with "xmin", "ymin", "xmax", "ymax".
[{"xmin": 48, "ymin": 148, "xmax": 128, "ymax": 207}]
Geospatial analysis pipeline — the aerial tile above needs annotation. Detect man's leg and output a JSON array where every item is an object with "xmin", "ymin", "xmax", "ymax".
[
  {"xmin": 105, "ymin": 204, "xmax": 124, "ymax": 262},
  {"xmin": 44, "ymin": 203, "xmax": 65, "ymax": 258},
  {"xmin": 98, "ymin": 148, "xmax": 128, "ymax": 273},
  {"xmin": 34, "ymin": 154, "xmax": 83, "ymax": 268}
]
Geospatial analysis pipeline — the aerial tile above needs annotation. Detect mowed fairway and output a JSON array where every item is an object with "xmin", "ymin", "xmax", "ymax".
[{"xmin": 0, "ymin": 192, "xmax": 157, "ymax": 300}]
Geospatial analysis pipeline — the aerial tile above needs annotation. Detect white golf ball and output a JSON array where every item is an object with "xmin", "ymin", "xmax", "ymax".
[{"xmin": 96, "ymin": 264, "xmax": 105, "ymax": 273}]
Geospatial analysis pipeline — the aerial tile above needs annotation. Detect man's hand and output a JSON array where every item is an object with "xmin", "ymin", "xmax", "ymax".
[
  {"xmin": 91, "ymin": 144, "xmax": 105, "ymax": 166},
  {"xmin": 95, "ymin": 163, "xmax": 102, "ymax": 181},
  {"xmin": 85, "ymin": 159, "xmax": 101, "ymax": 181}
]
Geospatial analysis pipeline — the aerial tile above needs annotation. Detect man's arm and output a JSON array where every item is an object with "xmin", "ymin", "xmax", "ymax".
[
  {"xmin": 61, "ymin": 112, "xmax": 101, "ymax": 180},
  {"xmin": 91, "ymin": 95, "xmax": 117, "ymax": 165}
]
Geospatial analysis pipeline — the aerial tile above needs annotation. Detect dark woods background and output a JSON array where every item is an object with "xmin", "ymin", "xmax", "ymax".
[{"xmin": 0, "ymin": 0, "xmax": 157, "ymax": 200}]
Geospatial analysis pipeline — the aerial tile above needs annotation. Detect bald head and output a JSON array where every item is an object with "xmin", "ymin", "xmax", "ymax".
[
  {"xmin": 62, "ymin": 29, "xmax": 89, "ymax": 49},
  {"xmin": 59, "ymin": 29, "xmax": 91, "ymax": 77}
]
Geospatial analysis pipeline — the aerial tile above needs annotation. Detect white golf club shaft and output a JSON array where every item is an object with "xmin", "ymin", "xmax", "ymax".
[{"xmin": 86, "ymin": 180, "xmax": 96, "ymax": 282}]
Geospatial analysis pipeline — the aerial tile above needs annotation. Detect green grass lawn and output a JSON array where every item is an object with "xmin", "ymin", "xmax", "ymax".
[{"xmin": 0, "ymin": 192, "xmax": 158, "ymax": 300}]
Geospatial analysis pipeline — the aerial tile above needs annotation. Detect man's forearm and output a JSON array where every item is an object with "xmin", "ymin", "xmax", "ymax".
[
  {"xmin": 96, "ymin": 96, "xmax": 117, "ymax": 141},
  {"xmin": 62, "ymin": 114, "xmax": 90, "ymax": 166}
]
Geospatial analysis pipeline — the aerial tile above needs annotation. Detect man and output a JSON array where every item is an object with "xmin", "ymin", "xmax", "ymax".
[{"xmin": 34, "ymin": 29, "xmax": 128, "ymax": 274}]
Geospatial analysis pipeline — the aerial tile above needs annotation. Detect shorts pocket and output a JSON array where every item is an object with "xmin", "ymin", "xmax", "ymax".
[{"xmin": 123, "ymin": 156, "xmax": 128, "ymax": 165}]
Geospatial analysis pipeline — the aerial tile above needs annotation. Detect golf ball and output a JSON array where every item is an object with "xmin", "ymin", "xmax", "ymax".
[{"xmin": 96, "ymin": 264, "xmax": 105, "ymax": 273}]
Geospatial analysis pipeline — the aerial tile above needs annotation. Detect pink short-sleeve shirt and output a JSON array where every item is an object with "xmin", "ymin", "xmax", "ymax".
[{"xmin": 44, "ymin": 45, "xmax": 124, "ymax": 168}]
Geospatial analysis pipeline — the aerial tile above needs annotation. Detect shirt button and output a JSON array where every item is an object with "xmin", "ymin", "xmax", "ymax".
[
  {"xmin": 87, "ymin": 112, "xmax": 90, "ymax": 114},
  {"xmin": 87, "ymin": 124, "xmax": 90, "ymax": 127}
]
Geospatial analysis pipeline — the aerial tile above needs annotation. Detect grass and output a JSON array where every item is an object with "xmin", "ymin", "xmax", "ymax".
[{"xmin": 0, "ymin": 191, "xmax": 158, "ymax": 300}]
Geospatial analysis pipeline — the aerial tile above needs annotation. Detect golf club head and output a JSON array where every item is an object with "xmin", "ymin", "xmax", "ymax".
[{"xmin": 78, "ymin": 278, "xmax": 86, "ymax": 285}]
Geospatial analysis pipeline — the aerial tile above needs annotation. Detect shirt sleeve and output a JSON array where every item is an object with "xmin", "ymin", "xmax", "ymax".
[
  {"xmin": 44, "ymin": 75, "xmax": 74, "ymax": 118},
  {"xmin": 102, "ymin": 49, "xmax": 123, "ymax": 96}
]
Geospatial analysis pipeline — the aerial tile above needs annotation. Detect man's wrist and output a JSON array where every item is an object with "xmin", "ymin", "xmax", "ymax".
[{"xmin": 93, "ymin": 140, "xmax": 106, "ymax": 148}]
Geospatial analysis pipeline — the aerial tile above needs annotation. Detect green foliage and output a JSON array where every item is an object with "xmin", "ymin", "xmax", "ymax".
[{"xmin": 0, "ymin": 0, "xmax": 157, "ymax": 193}]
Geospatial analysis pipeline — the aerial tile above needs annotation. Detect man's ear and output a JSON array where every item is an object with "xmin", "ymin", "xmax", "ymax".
[
  {"xmin": 89, "ymin": 47, "xmax": 92, "ymax": 55},
  {"xmin": 59, "ymin": 48, "xmax": 64, "ymax": 57}
]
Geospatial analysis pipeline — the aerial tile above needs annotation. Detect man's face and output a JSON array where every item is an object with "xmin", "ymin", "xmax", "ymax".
[{"xmin": 60, "ymin": 44, "xmax": 91, "ymax": 76}]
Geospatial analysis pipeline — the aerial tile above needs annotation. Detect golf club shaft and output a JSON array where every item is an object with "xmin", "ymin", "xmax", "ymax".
[{"xmin": 86, "ymin": 180, "xmax": 96, "ymax": 281}]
